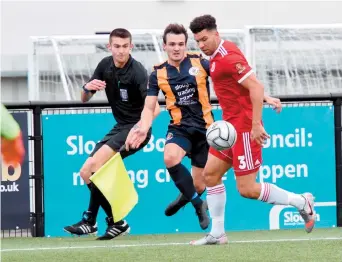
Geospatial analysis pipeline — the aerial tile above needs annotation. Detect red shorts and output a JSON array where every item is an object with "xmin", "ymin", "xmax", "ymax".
[{"xmin": 209, "ymin": 131, "xmax": 262, "ymax": 176}]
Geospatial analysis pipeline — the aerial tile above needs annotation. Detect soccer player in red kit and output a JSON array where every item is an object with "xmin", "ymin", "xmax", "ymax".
[{"xmin": 189, "ymin": 15, "xmax": 316, "ymax": 245}]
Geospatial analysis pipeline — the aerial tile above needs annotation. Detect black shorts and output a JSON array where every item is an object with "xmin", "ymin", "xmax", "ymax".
[
  {"xmin": 165, "ymin": 125, "xmax": 209, "ymax": 168},
  {"xmin": 90, "ymin": 124, "xmax": 151, "ymax": 159}
]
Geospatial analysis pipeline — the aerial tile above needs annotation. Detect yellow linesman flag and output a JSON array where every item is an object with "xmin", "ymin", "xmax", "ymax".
[{"xmin": 90, "ymin": 153, "xmax": 138, "ymax": 222}]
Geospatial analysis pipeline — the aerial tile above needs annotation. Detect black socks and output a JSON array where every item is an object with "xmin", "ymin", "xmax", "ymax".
[{"xmin": 167, "ymin": 163, "xmax": 203, "ymax": 208}]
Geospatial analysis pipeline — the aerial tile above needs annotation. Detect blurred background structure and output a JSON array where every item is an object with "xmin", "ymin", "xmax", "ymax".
[{"xmin": 2, "ymin": 1, "xmax": 342, "ymax": 102}]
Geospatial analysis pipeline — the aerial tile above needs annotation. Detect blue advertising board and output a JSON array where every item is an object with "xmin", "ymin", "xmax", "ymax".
[
  {"xmin": 43, "ymin": 104, "xmax": 336, "ymax": 237},
  {"xmin": 1, "ymin": 112, "xmax": 30, "ymax": 230}
]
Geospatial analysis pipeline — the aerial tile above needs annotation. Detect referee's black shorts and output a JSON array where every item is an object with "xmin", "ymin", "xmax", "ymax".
[{"xmin": 90, "ymin": 124, "xmax": 151, "ymax": 159}]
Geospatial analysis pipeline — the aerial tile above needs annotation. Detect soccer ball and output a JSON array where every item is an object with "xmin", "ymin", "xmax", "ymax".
[{"xmin": 206, "ymin": 120, "xmax": 237, "ymax": 151}]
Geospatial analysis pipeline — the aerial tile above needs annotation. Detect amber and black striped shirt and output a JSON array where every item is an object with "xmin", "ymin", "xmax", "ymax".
[{"xmin": 147, "ymin": 53, "xmax": 214, "ymax": 129}]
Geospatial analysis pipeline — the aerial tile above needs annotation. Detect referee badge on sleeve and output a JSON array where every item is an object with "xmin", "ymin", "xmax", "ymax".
[{"xmin": 120, "ymin": 89, "xmax": 128, "ymax": 101}]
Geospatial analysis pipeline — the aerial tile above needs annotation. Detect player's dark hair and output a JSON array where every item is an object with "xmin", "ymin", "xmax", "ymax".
[
  {"xmin": 189, "ymin": 15, "xmax": 217, "ymax": 34},
  {"xmin": 163, "ymin": 23, "xmax": 188, "ymax": 44},
  {"xmin": 109, "ymin": 28, "xmax": 132, "ymax": 42}
]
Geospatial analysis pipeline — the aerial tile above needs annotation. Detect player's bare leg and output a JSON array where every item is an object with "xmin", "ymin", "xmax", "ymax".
[
  {"xmin": 164, "ymin": 143, "xmax": 209, "ymax": 229},
  {"xmin": 192, "ymin": 166, "xmax": 206, "ymax": 193},
  {"xmin": 165, "ymin": 166, "xmax": 206, "ymax": 216},
  {"xmin": 80, "ymin": 145, "xmax": 116, "ymax": 183},
  {"xmin": 236, "ymin": 171, "xmax": 316, "ymax": 233},
  {"xmin": 190, "ymin": 153, "xmax": 231, "ymax": 245}
]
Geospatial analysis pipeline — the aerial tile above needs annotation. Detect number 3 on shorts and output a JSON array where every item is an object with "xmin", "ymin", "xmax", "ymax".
[{"xmin": 238, "ymin": 155, "xmax": 246, "ymax": 170}]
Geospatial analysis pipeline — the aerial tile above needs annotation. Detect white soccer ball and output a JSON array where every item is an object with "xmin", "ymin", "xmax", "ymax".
[{"xmin": 206, "ymin": 120, "xmax": 237, "ymax": 151}]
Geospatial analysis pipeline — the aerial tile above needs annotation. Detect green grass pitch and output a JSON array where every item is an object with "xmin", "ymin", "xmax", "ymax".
[{"xmin": 2, "ymin": 228, "xmax": 342, "ymax": 261}]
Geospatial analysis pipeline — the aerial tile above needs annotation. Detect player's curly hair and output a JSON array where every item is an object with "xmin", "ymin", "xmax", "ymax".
[
  {"xmin": 163, "ymin": 24, "xmax": 188, "ymax": 44},
  {"xmin": 189, "ymin": 15, "xmax": 217, "ymax": 34}
]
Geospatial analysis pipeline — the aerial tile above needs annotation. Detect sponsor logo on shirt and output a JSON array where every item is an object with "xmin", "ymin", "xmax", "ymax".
[
  {"xmin": 236, "ymin": 63, "xmax": 245, "ymax": 74},
  {"xmin": 166, "ymin": 132, "xmax": 173, "ymax": 140},
  {"xmin": 189, "ymin": 66, "xmax": 200, "ymax": 76},
  {"xmin": 210, "ymin": 62, "xmax": 216, "ymax": 73}
]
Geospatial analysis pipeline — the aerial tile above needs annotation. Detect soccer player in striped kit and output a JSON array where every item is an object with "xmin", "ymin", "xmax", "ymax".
[{"xmin": 126, "ymin": 23, "xmax": 212, "ymax": 229}]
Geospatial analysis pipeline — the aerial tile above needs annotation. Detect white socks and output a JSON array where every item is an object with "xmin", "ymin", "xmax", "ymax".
[
  {"xmin": 207, "ymin": 184, "xmax": 226, "ymax": 237},
  {"xmin": 206, "ymin": 182, "xmax": 305, "ymax": 238},
  {"xmin": 258, "ymin": 182, "xmax": 305, "ymax": 210}
]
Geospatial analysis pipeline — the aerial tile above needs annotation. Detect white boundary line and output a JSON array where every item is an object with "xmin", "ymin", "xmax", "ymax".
[{"xmin": 2, "ymin": 237, "xmax": 342, "ymax": 252}]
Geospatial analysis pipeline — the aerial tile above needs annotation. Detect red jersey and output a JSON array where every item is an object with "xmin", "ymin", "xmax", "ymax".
[{"xmin": 210, "ymin": 40, "xmax": 254, "ymax": 132}]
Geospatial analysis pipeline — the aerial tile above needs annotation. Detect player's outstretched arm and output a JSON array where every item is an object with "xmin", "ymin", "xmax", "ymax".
[
  {"xmin": 240, "ymin": 74, "xmax": 264, "ymax": 124},
  {"xmin": 264, "ymin": 95, "xmax": 282, "ymax": 113},
  {"xmin": 153, "ymin": 100, "xmax": 161, "ymax": 118},
  {"xmin": 125, "ymin": 96, "xmax": 158, "ymax": 150},
  {"xmin": 125, "ymin": 69, "xmax": 160, "ymax": 150},
  {"xmin": 137, "ymin": 69, "xmax": 160, "ymax": 129},
  {"xmin": 133, "ymin": 99, "xmax": 160, "ymax": 133},
  {"xmin": 140, "ymin": 95, "xmax": 158, "ymax": 131},
  {"xmin": 240, "ymin": 74, "xmax": 270, "ymax": 145}
]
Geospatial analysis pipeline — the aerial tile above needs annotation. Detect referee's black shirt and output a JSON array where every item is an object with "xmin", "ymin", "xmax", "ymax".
[{"xmin": 87, "ymin": 55, "xmax": 148, "ymax": 126}]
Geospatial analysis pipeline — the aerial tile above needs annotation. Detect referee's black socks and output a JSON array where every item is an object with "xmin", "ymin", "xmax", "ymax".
[
  {"xmin": 86, "ymin": 182, "xmax": 99, "ymax": 225},
  {"xmin": 87, "ymin": 173, "xmax": 113, "ymax": 222},
  {"xmin": 167, "ymin": 163, "xmax": 203, "ymax": 209},
  {"xmin": 88, "ymin": 183, "xmax": 113, "ymax": 218}
]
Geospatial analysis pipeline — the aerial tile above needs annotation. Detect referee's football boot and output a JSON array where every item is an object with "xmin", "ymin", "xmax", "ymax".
[
  {"xmin": 63, "ymin": 211, "xmax": 98, "ymax": 236},
  {"xmin": 96, "ymin": 217, "xmax": 130, "ymax": 240}
]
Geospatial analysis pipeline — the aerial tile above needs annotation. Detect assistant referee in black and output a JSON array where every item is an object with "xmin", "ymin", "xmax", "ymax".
[{"xmin": 64, "ymin": 28, "xmax": 160, "ymax": 240}]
